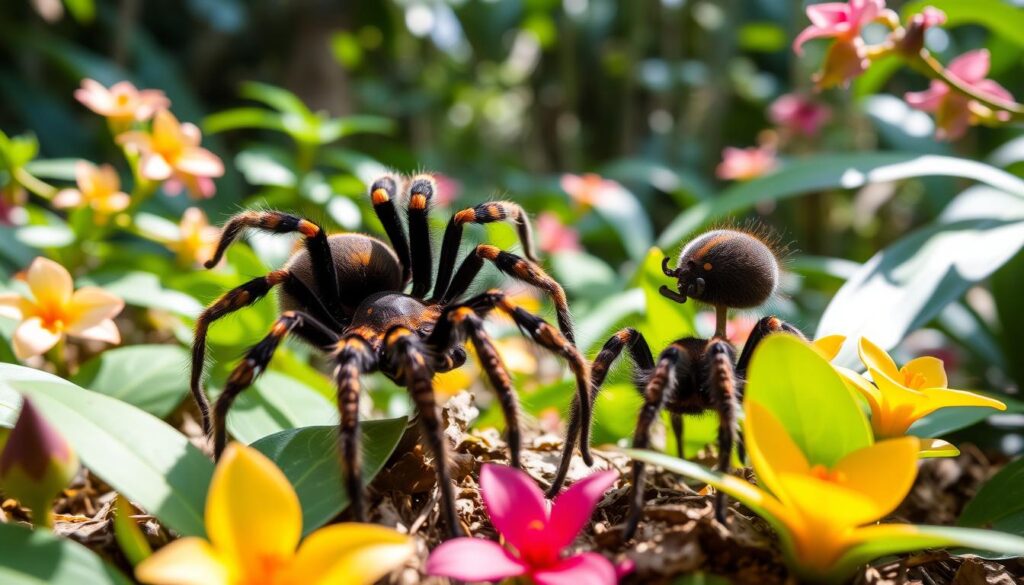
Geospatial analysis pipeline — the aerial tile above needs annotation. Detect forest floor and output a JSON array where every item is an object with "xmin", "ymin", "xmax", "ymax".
[{"xmin": 3, "ymin": 391, "xmax": 1021, "ymax": 585}]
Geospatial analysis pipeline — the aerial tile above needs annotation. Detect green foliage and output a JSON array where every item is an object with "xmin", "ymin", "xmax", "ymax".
[
  {"xmin": 0, "ymin": 522, "xmax": 131, "ymax": 585},
  {"xmin": 960, "ymin": 457, "xmax": 1024, "ymax": 536},
  {"xmin": 72, "ymin": 345, "xmax": 191, "ymax": 418}
]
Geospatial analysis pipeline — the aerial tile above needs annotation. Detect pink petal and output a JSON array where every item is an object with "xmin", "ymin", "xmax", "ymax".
[
  {"xmin": 805, "ymin": 3, "xmax": 850, "ymax": 28},
  {"xmin": 426, "ymin": 538, "xmax": 528, "ymax": 582},
  {"xmin": 546, "ymin": 470, "xmax": 618, "ymax": 552},
  {"xmin": 948, "ymin": 49, "xmax": 991, "ymax": 84},
  {"xmin": 176, "ymin": 147, "xmax": 224, "ymax": 177},
  {"xmin": 904, "ymin": 82, "xmax": 947, "ymax": 112},
  {"xmin": 793, "ymin": 24, "xmax": 841, "ymax": 55},
  {"xmin": 560, "ymin": 174, "xmax": 583, "ymax": 197},
  {"xmin": 52, "ymin": 189, "xmax": 83, "ymax": 209},
  {"xmin": 531, "ymin": 553, "xmax": 618, "ymax": 585},
  {"xmin": 973, "ymin": 79, "xmax": 1014, "ymax": 104},
  {"xmin": 12, "ymin": 317, "xmax": 62, "ymax": 360},
  {"xmin": 140, "ymin": 154, "xmax": 173, "ymax": 181},
  {"xmin": 69, "ymin": 319, "xmax": 120, "ymax": 345},
  {"xmin": 480, "ymin": 464, "xmax": 549, "ymax": 553},
  {"xmin": 850, "ymin": 0, "xmax": 884, "ymax": 27}
]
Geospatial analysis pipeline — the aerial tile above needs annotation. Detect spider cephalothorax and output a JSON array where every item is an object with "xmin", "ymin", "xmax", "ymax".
[
  {"xmin": 189, "ymin": 174, "xmax": 592, "ymax": 536},
  {"xmin": 547, "ymin": 226, "xmax": 806, "ymax": 539}
]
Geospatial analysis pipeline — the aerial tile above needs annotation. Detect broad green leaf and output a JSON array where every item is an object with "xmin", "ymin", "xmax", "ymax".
[
  {"xmin": 85, "ymin": 271, "xmax": 204, "ymax": 318},
  {"xmin": 817, "ymin": 187, "xmax": 1024, "ymax": 366},
  {"xmin": 0, "ymin": 384, "xmax": 20, "ymax": 428},
  {"xmin": 657, "ymin": 153, "xmax": 1024, "ymax": 249},
  {"xmin": 23, "ymin": 158, "xmax": 79, "ymax": 180},
  {"xmin": 204, "ymin": 107, "xmax": 288, "ymax": 135},
  {"xmin": 250, "ymin": 418, "xmax": 407, "ymax": 534},
  {"xmin": 744, "ymin": 335, "xmax": 872, "ymax": 467},
  {"xmin": 227, "ymin": 370, "xmax": 337, "ymax": 444},
  {"xmin": 72, "ymin": 345, "xmax": 190, "ymax": 418},
  {"xmin": 902, "ymin": 0, "xmax": 1024, "ymax": 50},
  {"xmin": 240, "ymin": 82, "xmax": 312, "ymax": 117},
  {"xmin": 910, "ymin": 394, "xmax": 1024, "ymax": 440},
  {"xmin": 959, "ymin": 457, "xmax": 1024, "ymax": 533},
  {"xmin": 0, "ymin": 522, "xmax": 131, "ymax": 585},
  {"xmin": 864, "ymin": 95, "xmax": 947, "ymax": 155},
  {"xmin": 0, "ymin": 364, "xmax": 213, "ymax": 537},
  {"xmin": 317, "ymin": 115, "xmax": 394, "ymax": 143},
  {"xmin": 592, "ymin": 182, "xmax": 652, "ymax": 261},
  {"xmin": 993, "ymin": 248, "xmax": 1024, "ymax": 390}
]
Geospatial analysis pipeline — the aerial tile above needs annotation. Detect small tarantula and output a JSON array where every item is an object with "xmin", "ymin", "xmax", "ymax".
[
  {"xmin": 189, "ymin": 174, "xmax": 592, "ymax": 536},
  {"xmin": 548, "ymin": 227, "xmax": 806, "ymax": 539}
]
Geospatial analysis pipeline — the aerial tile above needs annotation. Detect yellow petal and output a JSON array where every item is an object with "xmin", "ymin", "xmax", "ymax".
[
  {"xmin": 135, "ymin": 537, "xmax": 232, "ymax": 585},
  {"xmin": 858, "ymin": 338, "xmax": 900, "ymax": 381},
  {"xmin": 152, "ymin": 109, "xmax": 181, "ymax": 144},
  {"xmin": 206, "ymin": 443, "xmax": 302, "ymax": 572},
  {"xmin": 12, "ymin": 317, "xmax": 62, "ymax": 360},
  {"xmin": 744, "ymin": 401, "xmax": 809, "ymax": 505},
  {"xmin": 917, "ymin": 437, "xmax": 961, "ymax": 458},
  {"xmin": 26, "ymin": 257, "xmax": 73, "ymax": 309},
  {"xmin": 287, "ymin": 523, "xmax": 414, "ymax": 585},
  {"xmin": 835, "ymin": 365, "xmax": 882, "ymax": 411},
  {"xmin": 778, "ymin": 472, "xmax": 881, "ymax": 527},
  {"xmin": 68, "ymin": 287, "xmax": 124, "ymax": 331},
  {"xmin": 901, "ymin": 356, "xmax": 947, "ymax": 389},
  {"xmin": 833, "ymin": 437, "xmax": 919, "ymax": 518},
  {"xmin": 812, "ymin": 335, "xmax": 846, "ymax": 361},
  {"xmin": 914, "ymin": 388, "xmax": 1006, "ymax": 420}
]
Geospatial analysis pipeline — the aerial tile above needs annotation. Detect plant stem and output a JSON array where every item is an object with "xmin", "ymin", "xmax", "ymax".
[{"xmin": 913, "ymin": 50, "xmax": 1024, "ymax": 120}]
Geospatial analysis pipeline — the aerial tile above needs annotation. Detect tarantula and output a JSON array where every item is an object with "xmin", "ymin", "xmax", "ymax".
[
  {"xmin": 188, "ymin": 174, "xmax": 592, "ymax": 536},
  {"xmin": 547, "ymin": 227, "xmax": 806, "ymax": 539}
]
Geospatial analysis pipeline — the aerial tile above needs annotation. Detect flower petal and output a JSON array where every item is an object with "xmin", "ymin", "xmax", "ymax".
[
  {"xmin": 288, "ymin": 523, "xmax": 414, "ymax": 585},
  {"xmin": 175, "ymin": 147, "xmax": 224, "ymax": 177},
  {"xmin": 532, "ymin": 552, "xmax": 618, "ymax": 585},
  {"xmin": 425, "ymin": 537, "xmax": 528, "ymax": 582},
  {"xmin": 26, "ymin": 257, "xmax": 73, "ymax": 309},
  {"xmin": 479, "ymin": 464, "xmax": 548, "ymax": 553},
  {"xmin": 547, "ymin": 470, "xmax": 617, "ymax": 551},
  {"xmin": 0, "ymin": 292, "xmax": 28, "ymax": 321},
  {"xmin": 205, "ymin": 443, "xmax": 302, "ymax": 570},
  {"xmin": 812, "ymin": 334, "xmax": 845, "ymax": 361},
  {"xmin": 12, "ymin": 317, "xmax": 62, "ymax": 360},
  {"xmin": 135, "ymin": 537, "xmax": 231, "ymax": 585},
  {"xmin": 140, "ymin": 154, "xmax": 173, "ymax": 181},
  {"xmin": 793, "ymin": 25, "xmax": 839, "ymax": 55},
  {"xmin": 905, "ymin": 83, "xmax": 947, "ymax": 112},
  {"xmin": 67, "ymin": 287, "xmax": 124, "ymax": 331},
  {"xmin": 805, "ymin": 3, "xmax": 850, "ymax": 28},
  {"xmin": 917, "ymin": 437, "xmax": 961, "ymax": 458},
  {"xmin": 777, "ymin": 472, "xmax": 881, "ymax": 527},
  {"xmin": 744, "ymin": 401, "xmax": 810, "ymax": 505},
  {"xmin": 914, "ymin": 387, "xmax": 1006, "ymax": 419},
  {"xmin": 833, "ymin": 436, "xmax": 920, "ymax": 518},
  {"xmin": 858, "ymin": 337, "xmax": 900, "ymax": 380},
  {"xmin": 900, "ymin": 356, "xmax": 947, "ymax": 389},
  {"xmin": 70, "ymin": 319, "xmax": 121, "ymax": 345},
  {"xmin": 52, "ymin": 189, "xmax": 84, "ymax": 209},
  {"xmin": 948, "ymin": 49, "xmax": 991, "ymax": 84}
]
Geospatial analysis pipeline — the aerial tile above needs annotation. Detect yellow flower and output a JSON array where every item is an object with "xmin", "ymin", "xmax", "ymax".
[
  {"xmin": 0, "ymin": 258, "xmax": 123, "ymax": 360},
  {"xmin": 856, "ymin": 337, "xmax": 1005, "ymax": 440},
  {"xmin": 74, "ymin": 79, "xmax": 169, "ymax": 126},
  {"xmin": 136, "ymin": 443, "xmax": 414, "ymax": 585},
  {"xmin": 167, "ymin": 207, "xmax": 220, "ymax": 268},
  {"xmin": 118, "ymin": 110, "xmax": 223, "ymax": 198},
  {"xmin": 52, "ymin": 161, "xmax": 131, "ymax": 218}
]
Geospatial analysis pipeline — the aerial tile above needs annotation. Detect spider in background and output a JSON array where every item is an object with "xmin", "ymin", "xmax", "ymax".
[
  {"xmin": 188, "ymin": 174, "xmax": 592, "ymax": 537},
  {"xmin": 547, "ymin": 227, "xmax": 807, "ymax": 540}
]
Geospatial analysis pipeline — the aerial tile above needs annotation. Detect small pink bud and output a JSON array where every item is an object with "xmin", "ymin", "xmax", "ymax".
[{"xmin": 898, "ymin": 7, "xmax": 946, "ymax": 55}]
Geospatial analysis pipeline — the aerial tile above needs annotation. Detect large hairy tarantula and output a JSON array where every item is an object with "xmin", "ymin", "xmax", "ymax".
[
  {"xmin": 548, "ymin": 227, "xmax": 806, "ymax": 539},
  {"xmin": 189, "ymin": 174, "xmax": 592, "ymax": 536}
]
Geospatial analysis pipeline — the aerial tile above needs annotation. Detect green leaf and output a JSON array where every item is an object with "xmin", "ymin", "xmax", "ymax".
[
  {"xmin": 203, "ymin": 107, "xmax": 288, "ymax": 135},
  {"xmin": 72, "ymin": 345, "xmax": 190, "ymax": 418},
  {"xmin": 0, "ymin": 364, "xmax": 213, "ymax": 537},
  {"xmin": 657, "ymin": 153, "xmax": 1024, "ymax": 249},
  {"xmin": 0, "ymin": 522, "xmax": 131, "ymax": 585},
  {"xmin": 959, "ymin": 457, "xmax": 1024, "ymax": 533},
  {"xmin": 113, "ymin": 496, "xmax": 152, "ymax": 567},
  {"xmin": 575, "ymin": 289, "xmax": 645, "ymax": 353},
  {"xmin": 745, "ymin": 335, "xmax": 872, "ymax": 467},
  {"xmin": 902, "ymin": 0, "xmax": 1024, "ymax": 50},
  {"xmin": 910, "ymin": 394, "xmax": 1024, "ymax": 440},
  {"xmin": 0, "ymin": 384, "xmax": 20, "ymax": 428},
  {"xmin": 62, "ymin": 0, "xmax": 96, "ymax": 23},
  {"xmin": 317, "ymin": 115, "xmax": 395, "ymax": 143},
  {"xmin": 226, "ymin": 370, "xmax": 337, "ymax": 444},
  {"xmin": 239, "ymin": 82, "xmax": 313, "ymax": 117},
  {"xmin": 817, "ymin": 187, "xmax": 1024, "ymax": 366},
  {"xmin": 250, "ymin": 418, "xmax": 407, "ymax": 534},
  {"xmin": 85, "ymin": 271, "xmax": 204, "ymax": 318},
  {"xmin": 632, "ymin": 248, "xmax": 696, "ymax": 350},
  {"xmin": 592, "ymin": 182, "xmax": 653, "ymax": 261}
]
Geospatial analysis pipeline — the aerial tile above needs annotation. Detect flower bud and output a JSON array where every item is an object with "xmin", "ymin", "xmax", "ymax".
[
  {"xmin": 897, "ymin": 7, "xmax": 947, "ymax": 56},
  {"xmin": 0, "ymin": 398, "xmax": 78, "ymax": 527},
  {"xmin": 815, "ymin": 39, "xmax": 870, "ymax": 89}
]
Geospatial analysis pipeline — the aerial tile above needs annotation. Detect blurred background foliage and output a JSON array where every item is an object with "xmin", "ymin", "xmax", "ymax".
[{"xmin": 2, "ymin": 0, "xmax": 1024, "ymax": 458}]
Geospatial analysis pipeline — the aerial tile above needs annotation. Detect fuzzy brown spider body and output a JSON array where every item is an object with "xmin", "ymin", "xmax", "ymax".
[
  {"xmin": 189, "ymin": 174, "xmax": 592, "ymax": 537},
  {"xmin": 548, "ymin": 227, "xmax": 807, "ymax": 540}
]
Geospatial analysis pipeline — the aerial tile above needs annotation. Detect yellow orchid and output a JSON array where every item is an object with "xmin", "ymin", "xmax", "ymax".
[
  {"xmin": 855, "ymin": 337, "xmax": 1006, "ymax": 441},
  {"xmin": 52, "ymin": 161, "xmax": 131, "ymax": 218},
  {"xmin": 136, "ymin": 443, "xmax": 413, "ymax": 585},
  {"xmin": 0, "ymin": 257, "xmax": 123, "ymax": 360}
]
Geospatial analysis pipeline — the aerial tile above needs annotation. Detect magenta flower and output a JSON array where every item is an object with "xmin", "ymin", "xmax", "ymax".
[
  {"xmin": 905, "ymin": 49, "xmax": 1014, "ymax": 140},
  {"xmin": 794, "ymin": 0, "xmax": 885, "ymax": 88},
  {"xmin": 537, "ymin": 212, "xmax": 582, "ymax": 254},
  {"xmin": 427, "ymin": 464, "xmax": 626, "ymax": 585},
  {"xmin": 768, "ymin": 93, "xmax": 832, "ymax": 137},
  {"xmin": 716, "ymin": 145, "xmax": 778, "ymax": 182}
]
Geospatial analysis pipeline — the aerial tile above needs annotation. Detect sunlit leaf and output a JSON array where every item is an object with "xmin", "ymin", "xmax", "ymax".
[
  {"xmin": 902, "ymin": 0, "xmax": 1024, "ymax": 50},
  {"xmin": 203, "ymin": 107, "xmax": 288, "ymax": 135},
  {"xmin": 113, "ymin": 497, "xmax": 152, "ymax": 567},
  {"xmin": 226, "ymin": 370, "xmax": 337, "ymax": 444},
  {"xmin": 72, "ymin": 345, "xmax": 190, "ymax": 418},
  {"xmin": 0, "ymin": 522, "xmax": 131, "ymax": 584},
  {"xmin": 239, "ymin": 82, "xmax": 312, "ymax": 117},
  {"xmin": 959, "ymin": 456, "xmax": 1024, "ymax": 535}
]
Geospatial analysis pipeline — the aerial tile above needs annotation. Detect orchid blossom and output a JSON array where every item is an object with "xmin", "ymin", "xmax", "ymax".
[
  {"xmin": 768, "ymin": 93, "xmax": 832, "ymax": 137},
  {"xmin": 74, "ymin": 79, "xmax": 169, "ymax": 128},
  {"xmin": 0, "ymin": 257, "xmax": 123, "ymax": 360},
  {"xmin": 52, "ymin": 161, "xmax": 130, "ymax": 218},
  {"xmin": 905, "ymin": 49, "xmax": 1014, "ymax": 140},
  {"xmin": 136, "ymin": 443, "xmax": 413, "ymax": 585},
  {"xmin": 117, "ymin": 110, "xmax": 224, "ymax": 199},
  {"xmin": 793, "ymin": 0, "xmax": 886, "ymax": 88},
  {"xmin": 537, "ymin": 212, "xmax": 583, "ymax": 254},
  {"xmin": 427, "ymin": 464, "xmax": 628, "ymax": 584},
  {"xmin": 560, "ymin": 173, "xmax": 621, "ymax": 210},
  {"xmin": 715, "ymin": 145, "xmax": 778, "ymax": 181}
]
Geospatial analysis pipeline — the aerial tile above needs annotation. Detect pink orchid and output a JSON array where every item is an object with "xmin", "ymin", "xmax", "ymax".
[
  {"xmin": 560, "ymin": 173, "xmax": 621, "ymax": 209},
  {"xmin": 427, "ymin": 465, "xmax": 628, "ymax": 585},
  {"xmin": 905, "ymin": 49, "xmax": 1014, "ymax": 140},
  {"xmin": 769, "ymin": 93, "xmax": 832, "ymax": 137},
  {"xmin": 537, "ymin": 212, "xmax": 582, "ymax": 254},
  {"xmin": 794, "ymin": 0, "xmax": 885, "ymax": 88},
  {"xmin": 716, "ymin": 145, "xmax": 778, "ymax": 181}
]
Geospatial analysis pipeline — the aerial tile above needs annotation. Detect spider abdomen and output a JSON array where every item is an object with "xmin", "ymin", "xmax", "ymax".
[{"xmin": 675, "ymin": 229, "xmax": 779, "ymax": 309}]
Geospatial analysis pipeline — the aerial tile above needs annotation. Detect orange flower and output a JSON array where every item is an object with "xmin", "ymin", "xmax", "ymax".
[
  {"xmin": 118, "ymin": 110, "xmax": 224, "ymax": 199},
  {"xmin": 52, "ymin": 161, "xmax": 130, "ymax": 218},
  {"xmin": 560, "ymin": 173, "xmax": 620, "ymax": 209},
  {"xmin": 74, "ymin": 79, "xmax": 169, "ymax": 125},
  {"xmin": 0, "ymin": 258, "xmax": 124, "ymax": 360},
  {"xmin": 716, "ymin": 145, "xmax": 778, "ymax": 181},
  {"xmin": 166, "ymin": 207, "xmax": 221, "ymax": 267}
]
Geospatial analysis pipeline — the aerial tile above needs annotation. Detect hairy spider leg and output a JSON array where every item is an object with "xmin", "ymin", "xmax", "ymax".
[
  {"xmin": 406, "ymin": 176, "xmax": 436, "ymax": 298},
  {"xmin": 203, "ymin": 210, "xmax": 342, "ymax": 314},
  {"xmin": 439, "ymin": 244, "xmax": 575, "ymax": 343},
  {"xmin": 431, "ymin": 200, "xmax": 538, "ymax": 301},
  {"xmin": 369, "ymin": 175, "xmax": 412, "ymax": 285},
  {"xmin": 190, "ymin": 269, "xmax": 291, "ymax": 435},
  {"xmin": 333, "ymin": 335, "xmax": 377, "ymax": 523},
  {"xmin": 736, "ymin": 315, "xmax": 807, "ymax": 379},
  {"xmin": 384, "ymin": 326, "xmax": 463, "ymax": 537},
  {"xmin": 706, "ymin": 338, "xmax": 740, "ymax": 526},
  {"xmin": 427, "ymin": 305, "xmax": 524, "ymax": 469},
  {"xmin": 211, "ymin": 311, "xmax": 339, "ymax": 458},
  {"xmin": 547, "ymin": 327, "xmax": 654, "ymax": 498}
]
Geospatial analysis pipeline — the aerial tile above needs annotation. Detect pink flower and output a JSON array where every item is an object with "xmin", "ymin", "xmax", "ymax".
[
  {"xmin": 537, "ymin": 212, "xmax": 582, "ymax": 254},
  {"xmin": 74, "ymin": 79, "xmax": 169, "ymax": 125},
  {"xmin": 118, "ymin": 110, "xmax": 224, "ymax": 198},
  {"xmin": 769, "ymin": 93, "xmax": 832, "ymax": 137},
  {"xmin": 560, "ymin": 173, "xmax": 621, "ymax": 209},
  {"xmin": 905, "ymin": 49, "xmax": 1014, "ymax": 140},
  {"xmin": 52, "ymin": 161, "xmax": 131, "ymax": 218},
  {"xmin": 716, "ymin": 145, "xmax": 778, "ymax": 181},
  {"xmin": 426, "ymin": 464, "xmax": 627, "ymax": 585},
  {"xmin": 794, "ymin": 0, "xmax": 885, "ymax": 88},
  {"xmin": 433, "ymin": 173, "xmax": 462, "ymax": 207}
]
